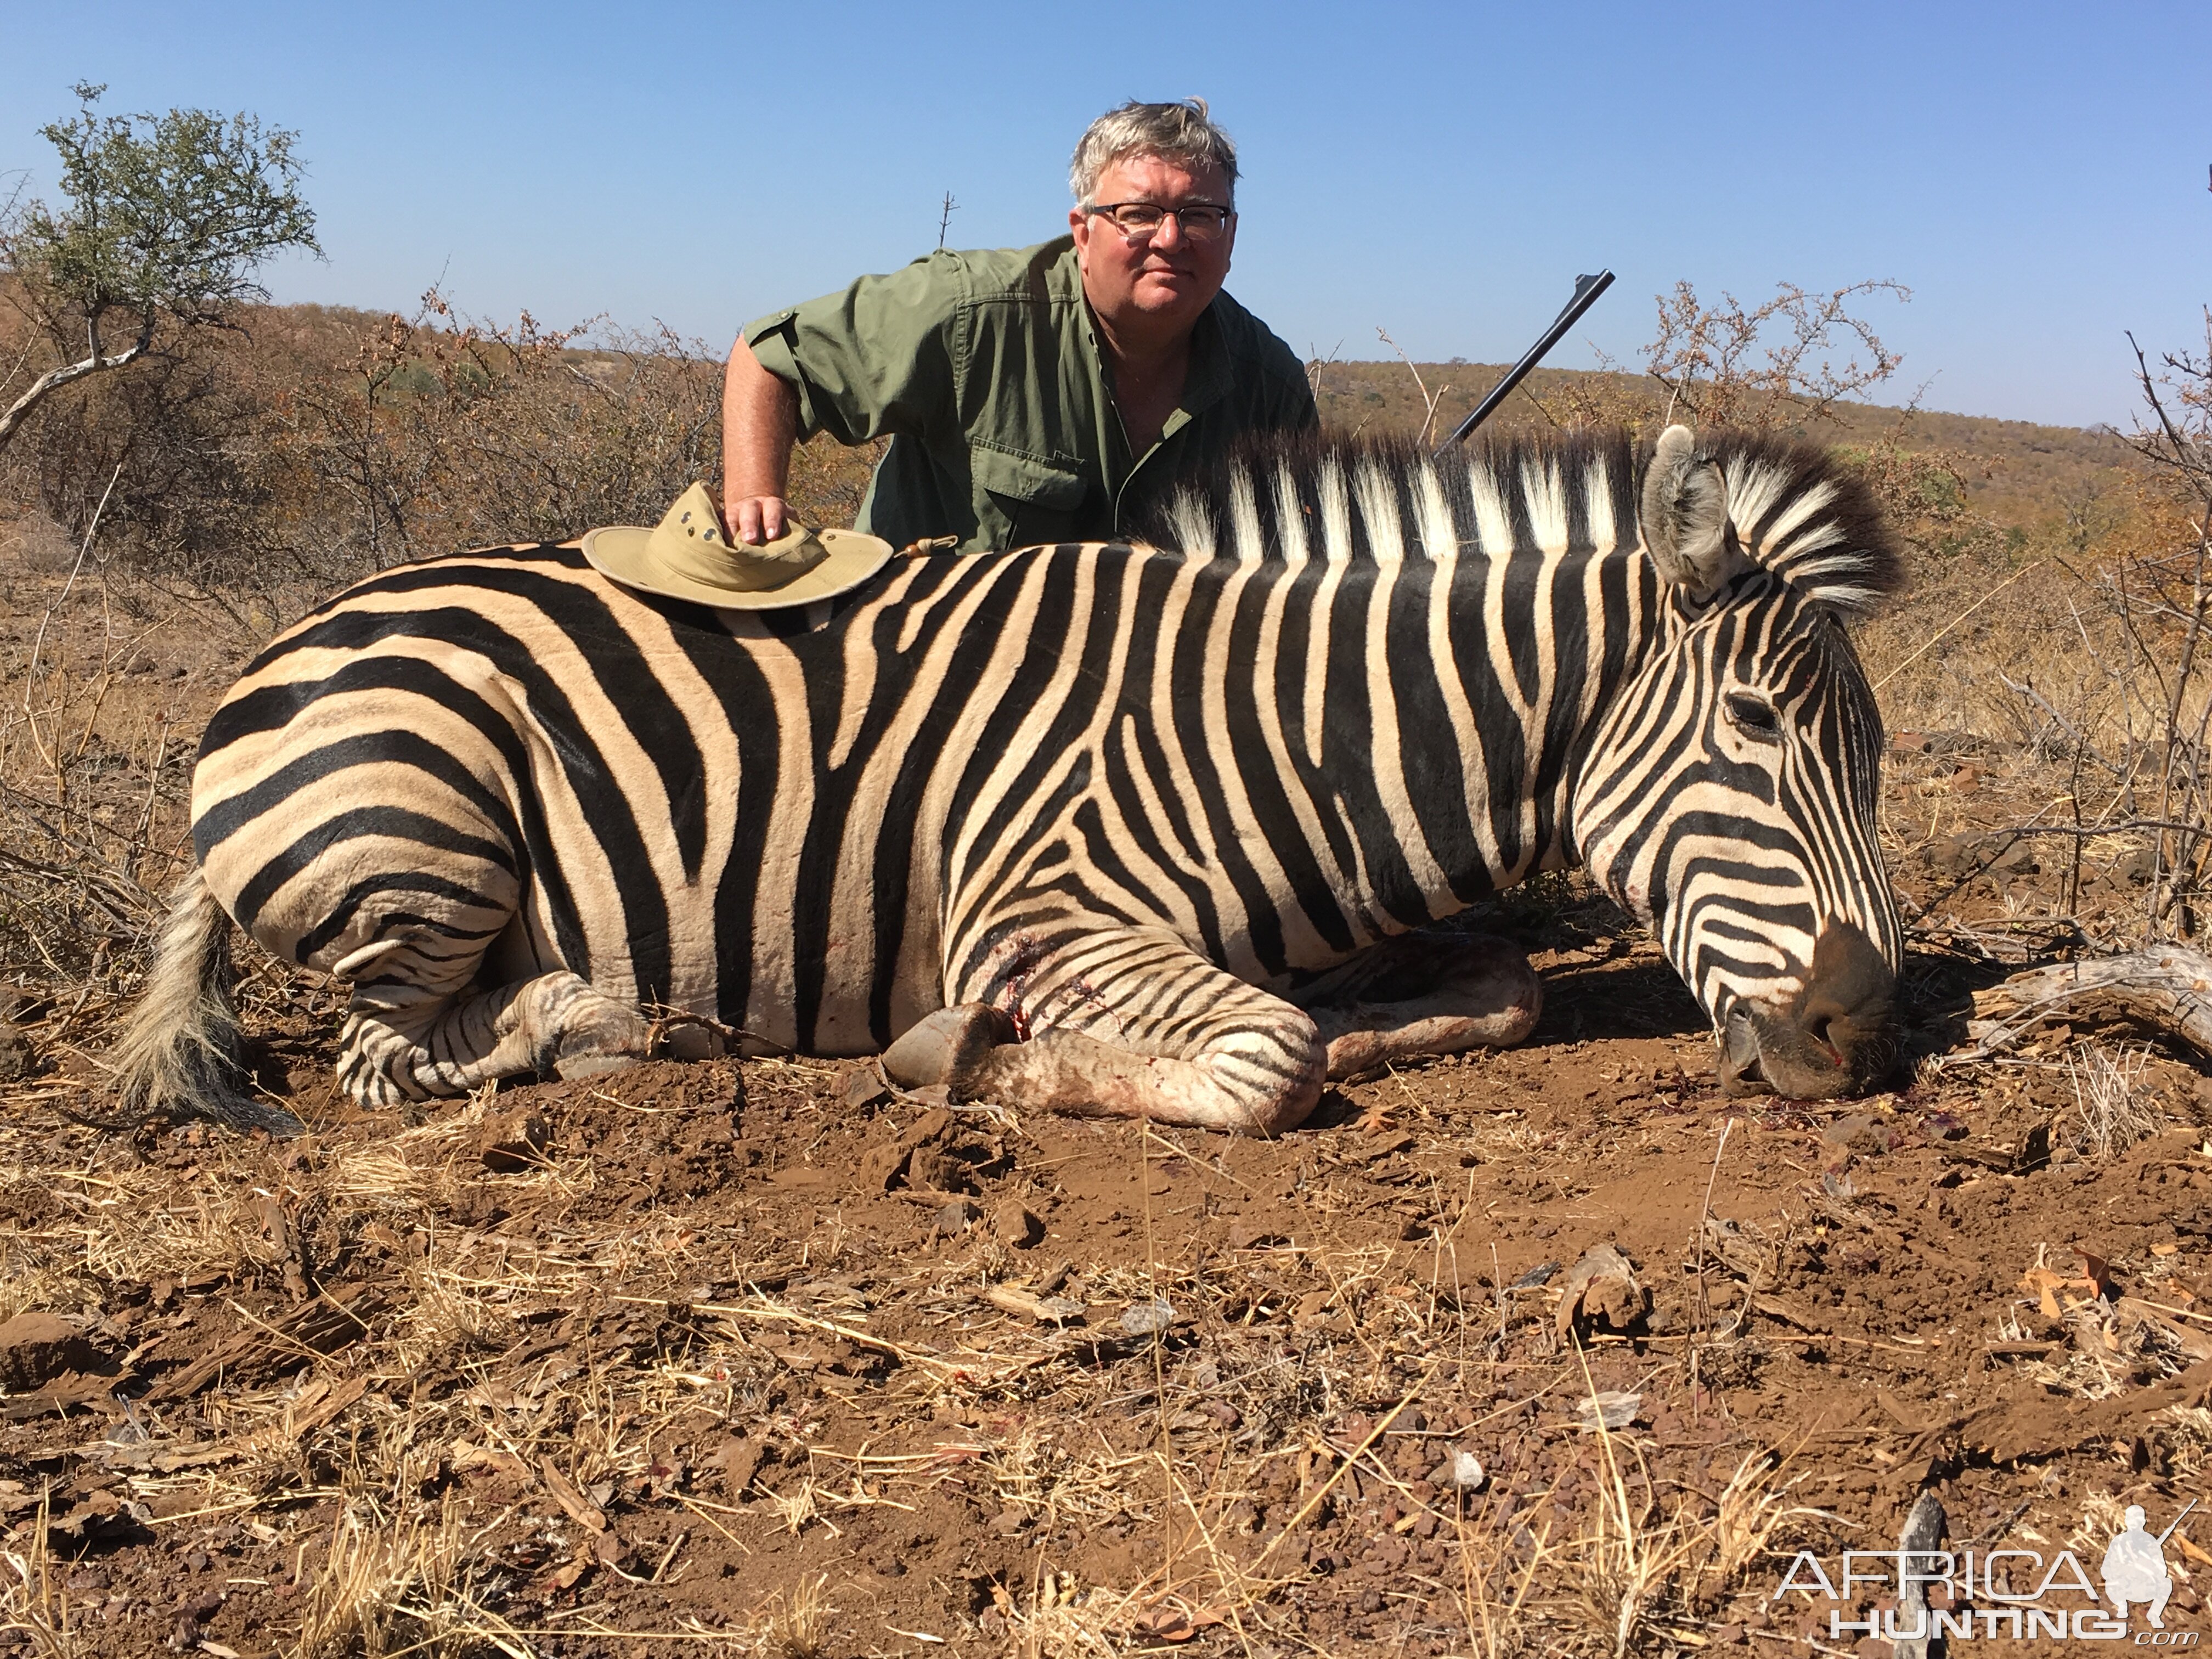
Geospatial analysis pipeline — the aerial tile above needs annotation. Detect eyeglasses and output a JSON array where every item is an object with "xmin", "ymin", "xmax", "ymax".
[{"xmin": 1084, "ymin": 201, "xmax": 1234, "ymax": 244}]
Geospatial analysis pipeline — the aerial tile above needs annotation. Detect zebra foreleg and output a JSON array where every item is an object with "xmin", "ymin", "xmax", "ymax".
[
  {"xmin": 1289, "ymin": 933, "xmax": 1542, "ymax": 1079},
  {"xmin": 337, "ymin": 970, "xmax": 653, "ymax": 1107},
  {"xmin": 924, "ymin": 929, "xmax": 1328, "ymax": 1135}
]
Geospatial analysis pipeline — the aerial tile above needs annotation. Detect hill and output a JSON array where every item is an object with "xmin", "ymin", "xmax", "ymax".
[{"xmin": 1310, "ymin": 357, "xmax": 2143, "ymax": 533}]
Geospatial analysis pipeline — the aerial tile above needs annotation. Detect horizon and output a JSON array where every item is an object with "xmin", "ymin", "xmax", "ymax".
[{"xmin": 4, "ymin": 1, "xmax": 2207, "ymax": 432}]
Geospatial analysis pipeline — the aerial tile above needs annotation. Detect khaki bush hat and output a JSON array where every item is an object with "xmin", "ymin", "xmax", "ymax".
[{"xmin": 582, "ymin": 482, "xmax": 893, "ymax": 610}]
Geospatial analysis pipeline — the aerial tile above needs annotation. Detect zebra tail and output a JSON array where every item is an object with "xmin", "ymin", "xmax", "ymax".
[{"xmin": 95, "ymin": 868, "xmax": 304, "ymax": 1139}]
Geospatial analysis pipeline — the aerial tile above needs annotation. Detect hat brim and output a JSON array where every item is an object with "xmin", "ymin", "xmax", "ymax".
[{"xmin": 581, "ymin": 524, "xmax": 894, "ymax": 611}]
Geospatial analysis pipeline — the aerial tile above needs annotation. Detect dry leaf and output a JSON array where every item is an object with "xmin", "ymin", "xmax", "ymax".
[
  {"xmin": 981, "ymin": 1285, "xmax": 1086, "ymax": 1323},
  {"xmin": 2019, "ymin": 1266, "xmax": 2091, "ymax": 1321},
  {"xmin": 538, "ymin": 1457, "xmax": 607, "ymax": 1533},
  {"xmin": 1130, "ymin": 1603, "xmax": 1227, "ymax": 1644},
  {"xmin": 541, "ymin": 1553, "xmax": 591, "ymax": 1591},
  {"xmin": 2076, "ymin": 1248, "xmax": 2115, "ymax": 1297},
  {"xmin": 453, "ymin": 1443, "xmax": 535, "ymax": 1483}
]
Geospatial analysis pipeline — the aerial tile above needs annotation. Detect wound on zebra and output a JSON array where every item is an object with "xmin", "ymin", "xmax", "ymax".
[{"xmin": 108, "ymin": 422, "xmax": 1905, "ymax": 1138}]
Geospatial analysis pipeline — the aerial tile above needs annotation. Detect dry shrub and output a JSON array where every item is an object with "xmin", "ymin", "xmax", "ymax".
[
  {"xmin": 0, "ymin": 283, "xmax": 878, "ymax": 608},
  {"xmin": 294, "ymin": 1499, "xmax": 532, "ymax": 1659},
  {"xmin": 0, "ymin": 1497, "xmax": 83, "ymax": 1659},
  {"xmin": 2066, "ymin": 1038, "xmax": 2160, "ymax": 1160}
]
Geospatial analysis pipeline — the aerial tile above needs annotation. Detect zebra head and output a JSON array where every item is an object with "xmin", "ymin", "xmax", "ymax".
[{"xmin": 1573, "ymin": 426, "xmax": 1904, "ymax": 1099}]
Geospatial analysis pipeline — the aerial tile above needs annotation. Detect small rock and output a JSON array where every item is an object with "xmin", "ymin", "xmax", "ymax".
[
  {"xmin": 933, "ymin": 1197, "xmax": 980, "ymax": 1236},
  {"xmin": 707, "ymin": 1436, "xmax": 766, "ymax": 1493},
  {"xmin": 1225, "ymin": 1220, "xmax": 1286, "ymax": 1249},
  {"xmin": 1553, "ymin": 1244, "xmax": 1647, "ymax": 1341},
  {"xmin": 1572, "ymin": 1391, "xmax": 1642, "ymax": 1432},
  {"xmin": 0, "ymin": 1020, "xmax": 32, "ymax": 1085},
  {"xmin": 0, "ymin": 1312, "xmax": 103, "ymax": 1392},
  {"xmin": 855, "ymin": 1105, "xmax": 958, "ymax": 1194},
  {"xmin": 991, "ymin": 1200, "xmax": 1045, "ymax": 1249},
  {"xmin": 1821, "ymin": 1114, "xmax": 1892, "ymax": 1156},
  {"xmin": 842, "ymin": 1064, "xmax": 893, "ymax": 1111},
  {"xmin": 855, "ymin": 1141, "xmax": 910, "ymax": 1193},
  {"xmin": 474, "ymin": 1110, "xmax": 551, "ymax": 1172},
  {"xmin": 1449, "ymin": 1450, "xmax": 1486, "ymax": 1488},
  {"xmin": 1121, "ymin": 1297, "xmax": 1174, "ymax": 1337},
  {"xmin": 909, "ymin": 1148, "xmax": 965, "ymax": 1194}
]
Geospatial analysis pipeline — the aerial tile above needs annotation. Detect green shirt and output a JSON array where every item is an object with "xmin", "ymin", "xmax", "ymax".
[{"xmin": 744, "ymin": 236, "xmax": 1317, "ymax": 553}]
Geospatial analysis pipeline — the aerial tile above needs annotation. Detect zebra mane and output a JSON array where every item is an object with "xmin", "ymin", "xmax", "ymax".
[{"xmin": 1138, "ymin": 425, "xmax": 1905, "ymax": 620}]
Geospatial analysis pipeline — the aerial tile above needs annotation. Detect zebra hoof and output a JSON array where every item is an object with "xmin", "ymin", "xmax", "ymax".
[{"xmin": 881, "ymin": 1004, "xmax": 1017, "ymax": 1090}]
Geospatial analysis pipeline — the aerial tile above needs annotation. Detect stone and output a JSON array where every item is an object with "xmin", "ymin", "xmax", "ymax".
[
  {"xmin": 991, "ymin": 1200, "xmax": 1045, "ymax": 1249},
  {"xmin": 474, "ymin": 1110, "xmax": 551, "ymax": 1172},
  {"xmin": 842, "ymin": 1064, "xmax": 893, "ymax": 1111},
  {"xmin": 907, "ymin": 1148, "xmax": 963, "ymax": 1194},
  {"xmin": 1225, "ymin": 1220, "xmax": 1286, "ymax": 1249},
  {"xmin": 1554, "ymin": 1243, "xmax": 1647, "ymax": 1341},
  {"xmin": 1820, "ymin": 1113, "xmax": 1892, "ymax": 1155},
  {"xmin": 933, "ymin": 1198, "xmax": 980, "ymax": 1236},
  {"xmin": 854, "ymin": 1104, "xmax": 957, "ymax": 1194},
  {"xmin": 1121, "ymin": 1297, "xmax": 1174, "ymax": 1336},
  {"xmin": 707, "ymin": 1436, "xmax": 766, "ymax": 1494},
  {"xmin": 0, "ymin": 1020, "xmax": 32, "ymax": 1085}
]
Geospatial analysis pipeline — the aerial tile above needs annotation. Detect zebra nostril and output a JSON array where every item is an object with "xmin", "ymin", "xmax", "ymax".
[{"xmin": 1805, "ymin": 1013, "xmax": 1842, "ymax": 1062}]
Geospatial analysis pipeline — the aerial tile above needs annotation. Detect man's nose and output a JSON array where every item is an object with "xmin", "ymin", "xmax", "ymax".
[{"xmin": 1149, "ymin": 212, "xmax": 1185, "ymax": 251}]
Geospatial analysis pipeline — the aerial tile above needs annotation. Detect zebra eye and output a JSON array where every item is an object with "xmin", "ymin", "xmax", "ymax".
[{"xmin": 1725, "ymin": 692, "xmax": 1781, "ymax": 737}]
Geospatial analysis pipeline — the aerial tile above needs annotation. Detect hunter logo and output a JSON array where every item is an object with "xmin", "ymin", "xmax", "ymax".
[
  {"xmin": 2106, "ymin": 1503, "xmax": 2196, "ymax": 1630},
  {"xmin": 1772, "ymin": 1498, "xmax": 2201, "ymax": 1644}
]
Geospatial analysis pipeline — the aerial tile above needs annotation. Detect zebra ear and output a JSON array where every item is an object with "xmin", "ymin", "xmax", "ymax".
[{"xmin": 1641, "ymin": 425, "xmax": 1752, "ymax": 599}]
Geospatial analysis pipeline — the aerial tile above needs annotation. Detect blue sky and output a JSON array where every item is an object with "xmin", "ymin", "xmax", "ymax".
[{"xmin": 3, "ymin": 1, "xmax": 2205, "ymax": 427}]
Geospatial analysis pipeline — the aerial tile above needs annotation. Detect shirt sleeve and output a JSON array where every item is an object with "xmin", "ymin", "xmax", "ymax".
[{"xmin": 744, "ymin": 254, "xmax": 964, "ymax": 448}]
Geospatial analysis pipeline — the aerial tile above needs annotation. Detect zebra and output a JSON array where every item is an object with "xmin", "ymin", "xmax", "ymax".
[{"xmin": 110, "ymin": 422, "xmax": 1904, "ymax": 1138}]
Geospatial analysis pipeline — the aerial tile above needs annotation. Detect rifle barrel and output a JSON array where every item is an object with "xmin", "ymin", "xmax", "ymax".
[
  {"xmin": 1435, "ymin": 269, "xmax": 1616, "ymax": 456},
  {"xmin": 2156, "ymin": 1497, "xmax": 2198, "ymax": 1548}
]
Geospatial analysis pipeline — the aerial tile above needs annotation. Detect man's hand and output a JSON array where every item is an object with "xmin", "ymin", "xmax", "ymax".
[
  {"xmin": 725, "ymin": 495, "xmax": 792, "ymax": 545},
  {"xmin": 723, "ymin": 335, "xmax": 801, "ymax": 545}
]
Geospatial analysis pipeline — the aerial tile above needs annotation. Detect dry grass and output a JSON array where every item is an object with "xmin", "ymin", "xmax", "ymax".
[{"xmin": 2066, "ymin": 1039, "xmax": 2162, "ymax": 1161}]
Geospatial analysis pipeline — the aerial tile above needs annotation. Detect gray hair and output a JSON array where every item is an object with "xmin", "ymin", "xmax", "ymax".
[{"xmin": 1069, "ymin": 99, "xmax": 1239, "ymax": 207}]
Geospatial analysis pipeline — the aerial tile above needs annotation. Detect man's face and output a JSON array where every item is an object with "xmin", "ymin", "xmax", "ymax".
[{"xmin": 1070, "ymin": 153, "xmax": 1236, "ymax": 336}]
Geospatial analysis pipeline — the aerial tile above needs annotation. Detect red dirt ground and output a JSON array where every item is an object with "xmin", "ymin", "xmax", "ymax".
[{"xmin": 3, "ymin": 733, "xmax": 2210, "ymax": 1657}]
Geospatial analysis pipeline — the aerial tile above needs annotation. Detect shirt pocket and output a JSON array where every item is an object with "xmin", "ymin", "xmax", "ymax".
[{"xmin": 969, "ymin": 443, "xmax": 1086, "ymax": 550}]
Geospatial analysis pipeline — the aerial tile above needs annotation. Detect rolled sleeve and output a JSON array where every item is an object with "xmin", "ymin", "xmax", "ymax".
[{"xmin": 743, "ymin": 256, "xmax": 963, "ymax": 449}]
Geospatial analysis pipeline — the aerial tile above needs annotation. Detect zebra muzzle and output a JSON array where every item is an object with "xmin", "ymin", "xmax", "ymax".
[{"xmin": 1717, "ymin": 923, "xmax": 1899, "ymax": 1101}]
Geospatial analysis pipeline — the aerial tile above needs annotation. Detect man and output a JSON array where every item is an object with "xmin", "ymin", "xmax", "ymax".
[{"xmin": 722, "ymin": 99, "xmax": 1316, "ymax": 554}]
